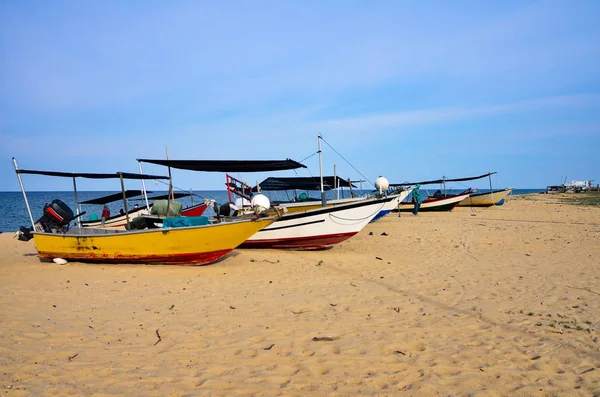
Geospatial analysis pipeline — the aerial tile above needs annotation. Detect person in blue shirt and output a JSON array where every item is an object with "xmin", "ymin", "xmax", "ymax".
[{"xmin": 412, "ymin": 184, "xmax": 422, "ymax": 215}]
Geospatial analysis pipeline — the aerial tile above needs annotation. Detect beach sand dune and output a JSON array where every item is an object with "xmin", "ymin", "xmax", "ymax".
[{"xmin": 1, "ymin": 194, "xmax": 599, "ymax": 396}]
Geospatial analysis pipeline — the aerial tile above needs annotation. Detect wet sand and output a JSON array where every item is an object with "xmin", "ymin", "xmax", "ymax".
[{"xmin": 1, "ymin": 194, "xmax": 599, "ymax": 396}]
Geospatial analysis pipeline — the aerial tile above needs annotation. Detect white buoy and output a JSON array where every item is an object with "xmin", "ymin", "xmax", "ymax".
[
  {"xmin": 375, "ymin": 176, "xmax": 389, "ymax": 193},
  {"xmin": 251, "ymin": 194, "xmax": 271, "ymax": 215},
  {"xmin": 53, "ymin": 258, "xmax": 67, "ymax": 265}
]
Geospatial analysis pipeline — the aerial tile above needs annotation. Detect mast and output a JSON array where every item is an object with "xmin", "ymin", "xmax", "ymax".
[
  {"xmin": 12, "ymin": 158, "xmax": 35, "ymax": 228},
  {"xmin": 318, "ymin": 135, "xmax": 326, "ymax": 207}
]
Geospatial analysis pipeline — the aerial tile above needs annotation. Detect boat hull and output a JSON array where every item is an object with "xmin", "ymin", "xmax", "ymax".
[
  {"xmin": 33, "ymin": 217, "xmax": 275, "ymax": 265},
  {"xmin": 396, "ymin": 192, "xmax": 471, "ymax": 212},
  {"xmin": 457, "ymin": 188, "xmax": 513, "ymax": 207},
  {"xmin": 181, "ymin": 203, "xmax": 208, "ymax": 216},
  {"xmin": 370, "ymin": 189, "xmax": 412, "ymax": 222},
  {"xmin": 241, "ymin": 196, "xmax": 392, "ymax": 250}
]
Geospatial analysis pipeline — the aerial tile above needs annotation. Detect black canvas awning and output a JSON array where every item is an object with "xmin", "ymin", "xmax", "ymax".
[
  {"xmin": 137, "ymin": 158, "xmax": 306, "ymax": 173},
  {"xmin": 390, "ymin": 172, "xmax": 497, "ymax": 187},
  {"xmin": 80, "ymin": 190, "xmax": 152, "ymax": 205},
  {"xmin": 16, "ymin": 169, "xmax": 169, "ymax": 180},
  {"xmin": 252, "ymin": 176, "xmax": 356, "ymax": 192}
]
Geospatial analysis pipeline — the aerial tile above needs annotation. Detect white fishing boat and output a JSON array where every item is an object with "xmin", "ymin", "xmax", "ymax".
[{"xmin": 240, "ymin": 195, "xmax": 395, "ymax": 249}]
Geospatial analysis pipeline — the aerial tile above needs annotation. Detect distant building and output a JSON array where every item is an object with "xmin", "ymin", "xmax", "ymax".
[{"xmin": 547, "ymin": 180, "xmax": 594, "ymax": 193}]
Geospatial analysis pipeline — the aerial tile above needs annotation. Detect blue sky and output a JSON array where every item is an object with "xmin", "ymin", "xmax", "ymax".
[{"xmin": 1, "ymin": 0, "xmax": 599, "ymax": 192}]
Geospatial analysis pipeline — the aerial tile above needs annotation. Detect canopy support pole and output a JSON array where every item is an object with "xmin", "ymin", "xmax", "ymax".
[
  {"xmin": 227, "ymin": 174, "xmax": 232, "ymax": 202},
  {"xmin": 72, "ymin": 176, "xmax": 81, "ymax": 227},
  {"xmin": 318, "ymin": 135, "xmax": 326, "ymax": 207},
  {"xmin": 120, "ymin": 173, "xmax": 131, "ymax": 230},
  {"xmin": 138, "ymin": 161, "xmax": 151, "ymax": 212},
  {"xmin": 12, "ymin": 158, "xmax": 35, "ymax": 229},
  {"xmin": 165, "ymin": 147, "xmax": 173, "ymax": 216}
]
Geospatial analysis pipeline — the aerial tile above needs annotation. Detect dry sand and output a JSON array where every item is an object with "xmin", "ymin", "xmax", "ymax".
[{"xmin": 1, "ymin": 194, "xmax": 599, "ymax": 396}]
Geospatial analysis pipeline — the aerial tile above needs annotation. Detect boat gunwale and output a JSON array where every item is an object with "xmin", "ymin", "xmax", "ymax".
[
  {"xmin": 32, "ymin": 215, "xmax": 276, "ymax": 238},
  {"xmin": 279, "ymin": 195, "xmax": 396, "ymax": 221},
  {"xmin": 401, "ymin": 192, "xmax": 471, "ymax": 206},
  {"xmin": 467, "ymin": 187, "xmax": 513, "ymax": 198}
]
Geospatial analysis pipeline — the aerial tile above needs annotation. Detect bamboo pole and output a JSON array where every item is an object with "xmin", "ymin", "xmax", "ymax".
[{"xmin": 12, "ymin": 158, "xmax": 35, "ymax": 228}]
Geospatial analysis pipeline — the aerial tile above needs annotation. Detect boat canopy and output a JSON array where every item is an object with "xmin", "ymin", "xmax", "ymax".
[
  {"xmin": 390, "ymin": 172, "xmax": 497, "ymax": 187},
  {"xmin": 16, "ymin": 169, "xmax": 169, "ymax": 180},
  {"xmin": 252, "ymin": 176, "xmax": 356, "ymax": 192},
  {"xmin": 137, "ymin": 158, "xmax": 306, "ymax": 173},
  {"xmin": 80, "ymin": 190, "xmax": 151, "ymax": 205}
]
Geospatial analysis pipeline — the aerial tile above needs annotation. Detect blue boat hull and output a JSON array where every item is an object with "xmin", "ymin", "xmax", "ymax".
[{"xmin": 370, "ymin": 209, "xmax": 392, "ymax": 223}]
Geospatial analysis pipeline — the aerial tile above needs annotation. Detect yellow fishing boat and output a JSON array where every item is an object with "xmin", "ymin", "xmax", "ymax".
[
  {"xmin": 32, "ymin": 217, "xmax": 274, "ymax": 265},
  {"xmin": 12, "ymin": 159, "xmax": 277, "ymax": 266}
]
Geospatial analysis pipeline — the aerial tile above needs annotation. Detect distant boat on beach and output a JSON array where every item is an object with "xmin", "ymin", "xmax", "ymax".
[
  {"xmin": 389, "ymin": 172, "xmax": 513, "ymax": 211},
  {"xmin": 395, "ymin": 191, "xmax": 472, "ymax": 212},
  {"xmin": 457, "ymin": 187, "xmax": 513, "ymax": 207}
]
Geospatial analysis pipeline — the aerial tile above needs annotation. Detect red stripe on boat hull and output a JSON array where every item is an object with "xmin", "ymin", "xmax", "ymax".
[
  {"xmin": 181, "ymin": 204, "xmax": 208, "ymax": 217},
  {"xmin": 37, "ymin": 248, "xmax": 233, "ymax": 266},
  {"xmin": 239, "ymin": 232, "xmax": 358, "ymax": 250}
]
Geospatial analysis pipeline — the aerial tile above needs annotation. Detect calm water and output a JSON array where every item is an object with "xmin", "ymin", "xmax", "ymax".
[{"xmin": 0, "ymin": 188, "xmax": 543, "ymax": 232}]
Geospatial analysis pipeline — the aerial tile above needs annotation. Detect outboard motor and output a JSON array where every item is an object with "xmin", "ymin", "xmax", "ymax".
[
  {"xmin": 218, "ymin": 202, "xmax": 239, "ymax": 217},
  {"xmin": 18, "ymin": 199, "xmax": 76, "ymax": 242}
]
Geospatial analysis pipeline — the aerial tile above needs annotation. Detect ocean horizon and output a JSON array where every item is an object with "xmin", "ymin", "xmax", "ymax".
[{"xmin": 0, "ymin": 188, "xmax": 544, "ymax": 232}]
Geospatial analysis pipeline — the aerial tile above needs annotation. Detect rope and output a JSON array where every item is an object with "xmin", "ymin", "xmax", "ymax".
[
  {"xmin": 319, "ymin": 135, "xmax": 375, "ymax": 189},
  {"xmin": 154, "ymin": 179, "xmax": 202, "ymax": 198},
  {"xmin": 328, "ymin": 202, "xmax": 386, "ymax": 222},
  {"xmin": 298, "ymin": 151, "xmax": 319, "ymax": 164},
  {"xmin": 294, "ymin": 151, "xmax": 319, "ymax": 177}
]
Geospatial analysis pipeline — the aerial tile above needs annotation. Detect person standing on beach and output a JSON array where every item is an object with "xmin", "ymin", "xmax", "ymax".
[
  {"xmin": 412, "ymin": 184, "xmax": 422, "ymax": 215},
  {"xmin": 101, "ymin": 205, "xmax": 110, "ymax": 226}
]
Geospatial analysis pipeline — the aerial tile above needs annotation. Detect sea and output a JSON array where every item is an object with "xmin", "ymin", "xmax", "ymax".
[{"xmin": 0, "ymin": 188, "xmax": 544, "ymax": 232}]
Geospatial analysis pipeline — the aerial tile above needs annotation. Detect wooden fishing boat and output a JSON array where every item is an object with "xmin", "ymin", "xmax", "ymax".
[
  {"xmin": 12, "ymin": 159, "xmax": 277, "ymax": 265},
  {"xmin": 32, "ymin": 217, "xmax": 274, "ymax": 265},
  {"xmin": 457, "ymin": 187, "xmax": 513, "ymax": 207},
  {"xmin": 396, "ymin": 191, "xmax": 471, "ymax": 212},
  {"xmin": 240, "ymin": 195, "xmax": 396, "ymax": 249}
]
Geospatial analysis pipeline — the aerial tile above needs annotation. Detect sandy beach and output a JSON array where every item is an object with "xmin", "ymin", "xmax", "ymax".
[{"xmin": 1, "ymin": 194, "xmax": 599, "ymax": 396}]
